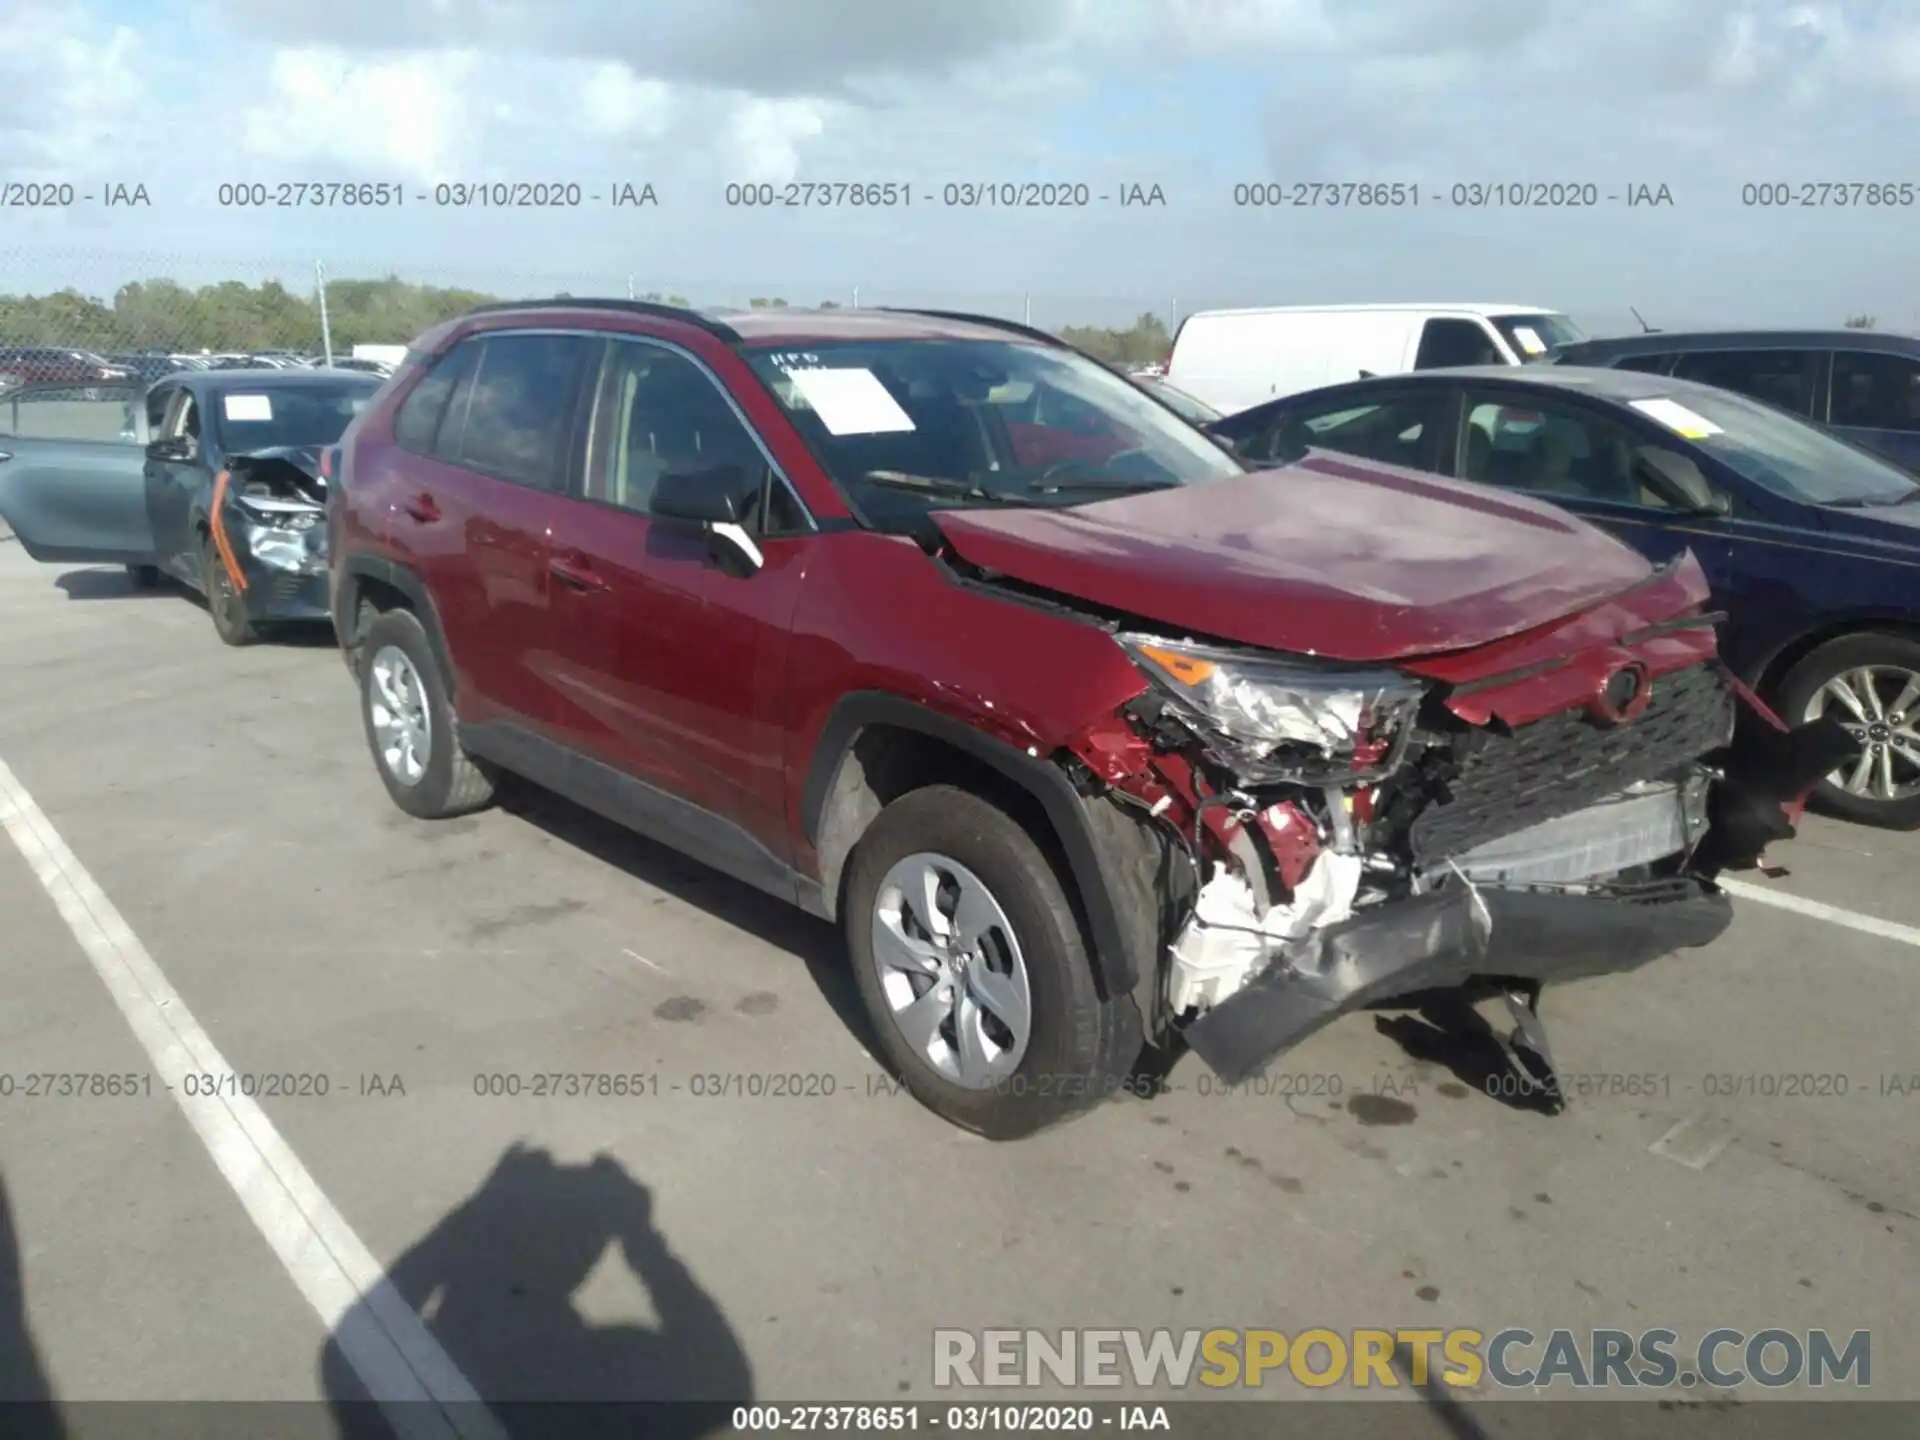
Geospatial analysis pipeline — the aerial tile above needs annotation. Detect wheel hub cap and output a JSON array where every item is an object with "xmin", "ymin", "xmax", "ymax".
[
  {"xmin": 1804, "ymin": 664, "xmax": 1920, "ymax": 802},
  {"xmin": 368, "ymin": 645, "xmax": 432, "ymax": 788},
  {"xmin": 870, "ymin": 852, "xmax": 1032, "ymax": 1090}
]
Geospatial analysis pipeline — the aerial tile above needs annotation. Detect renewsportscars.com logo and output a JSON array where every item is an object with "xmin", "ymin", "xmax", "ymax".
[{"xmin": 933, "ymin": 1328, "xmax": 1872, "ymax": 1391}]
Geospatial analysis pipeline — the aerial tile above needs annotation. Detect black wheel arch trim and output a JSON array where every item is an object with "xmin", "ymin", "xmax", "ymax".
[
  {"xmin": 801, "ymin": 691, "xmax": 1143, "ymax": 999},
  {"xmin": 334, "ymin": 554, "xmax": 456, "ymax": 692},
  {"xmin": 1750, "ymin": 613, "xmax": 1920, "ymax": 696}
]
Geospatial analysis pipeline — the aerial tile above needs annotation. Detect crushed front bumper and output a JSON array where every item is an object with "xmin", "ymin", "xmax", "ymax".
[
  {"xmin": 1181, "ymin": 877, "xmax": 1731, "ymax": 1087},
  {"xmin": 235, "ymin": 558, "xmax": 332, "ymax": 623}
]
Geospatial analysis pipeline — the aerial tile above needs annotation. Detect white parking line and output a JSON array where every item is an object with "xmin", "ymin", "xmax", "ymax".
[
  {"xmin": 1720, "ymin": 876, "xmax": 1920, "ymax": 950},
  {"xmin": 0, "ymin": 757, "xmax": 506, "ymax": 1440}
]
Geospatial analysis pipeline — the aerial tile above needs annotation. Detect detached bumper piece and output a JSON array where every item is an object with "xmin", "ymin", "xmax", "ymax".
[{"xmin": 1181, "ymin": 878, "xmax": 1732, "ymax": 1097}]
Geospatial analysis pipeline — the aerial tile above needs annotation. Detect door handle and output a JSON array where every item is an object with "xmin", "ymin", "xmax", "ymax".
[
  {"xmin": 401, "ymin": 494, "xmax": 439, "ymax": 523},
  {"xmin": 549, "ymin": 554, "xmax": 609, "ymax": 592}
]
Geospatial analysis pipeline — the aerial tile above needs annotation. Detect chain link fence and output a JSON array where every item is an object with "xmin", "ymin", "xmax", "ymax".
[{"xmin": 0, "ymin": 250, "xmax": 1183, "ymax": 384}]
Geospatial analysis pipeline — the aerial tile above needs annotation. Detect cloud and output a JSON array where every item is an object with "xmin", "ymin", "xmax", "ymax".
[
  {"xmin": 721, "ymin": 99, "xmax": 834, "ymax": 185},
  {"xmin": 580, "ymin": 65, "xmax": 675, "ymax": 139},
  {"xmin": 4, "ymin": 0, "xmax": 1920, "ymax": 331},
  {"xmin": 237, "ymin": 48, "xmax": 480, "ymax": 178},
  {"xmin": 0, "ymin": 8, "xmax": 143, "ymax": 169},
  {"xmin": 197, "ymin": 0, "xmax": 1084, "ymax": 96}
]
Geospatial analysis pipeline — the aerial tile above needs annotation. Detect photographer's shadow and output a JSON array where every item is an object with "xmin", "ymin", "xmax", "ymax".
[{"xmin": 323, "ymin": 1145, "xmax": 752, "ymax": 1440}]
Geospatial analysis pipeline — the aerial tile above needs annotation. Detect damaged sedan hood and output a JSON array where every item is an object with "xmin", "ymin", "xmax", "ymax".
[
  {"xmin": 227, "ymin": 445, "xmax": 325, "ymax": 504},
  {"xmin": 933, "ymin": 452, "xmax": 1663, "ymax": 662}
]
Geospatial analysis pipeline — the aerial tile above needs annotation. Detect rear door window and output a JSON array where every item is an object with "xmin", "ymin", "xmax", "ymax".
[
  {"xmin": 1830, "ymin": 351, "xmax": 1920, "ymax": 434},
  {"xmin": 1256, "ymin": 390, "xmax": 1450, "ymax": 470},
  {"xmin": 1669, "ymin": 349, "xmax": 1820, "ymax": 417},
  {"xmin": 446, "ymin": 334, "xmax": 592, "ymax": 490},
  {"xmin": 1413, "ymin": 319, "xmax": 1504, "ymax": 369},
  {"xmin": 1613, "ymin": 352, "xmax": 1677, "ymax": 375},
  {"xmin": 394, "ymin": 341, "xmax": 480, "ymax": 454}
]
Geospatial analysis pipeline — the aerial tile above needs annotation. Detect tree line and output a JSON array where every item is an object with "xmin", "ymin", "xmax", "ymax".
[{"xmin": 0, "ymin": 275, "xmax": 1175, "ymax": 364}]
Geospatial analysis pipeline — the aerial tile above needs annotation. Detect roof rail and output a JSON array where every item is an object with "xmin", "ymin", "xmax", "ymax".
[
  {"xmin": 873, "ymin": 307, "xmax": 1068, "ymax": 348},
  {"xmin": 457, "ymin": 297, "xmax": 742, "ymax": 343}
]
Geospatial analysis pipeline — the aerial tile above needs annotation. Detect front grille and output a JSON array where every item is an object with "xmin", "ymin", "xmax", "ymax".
[{"xmin": 1408, "ymin": 662, "xmax": 1735, "ymax": 867}]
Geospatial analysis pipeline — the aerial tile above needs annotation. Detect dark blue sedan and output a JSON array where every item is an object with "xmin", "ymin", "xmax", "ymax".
[{"xmin": 1209, "ymin": 365, "xmax": 1920, "ymax": 828}]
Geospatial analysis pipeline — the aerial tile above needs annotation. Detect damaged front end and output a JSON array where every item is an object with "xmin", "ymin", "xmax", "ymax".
[
  {"xmin": 1055, "ymin": 600, "xmax": 1859, "ymax": 1109},
  {"xmin": 212, "ymin": 448, "xmax": 332, "ymax": 617}
]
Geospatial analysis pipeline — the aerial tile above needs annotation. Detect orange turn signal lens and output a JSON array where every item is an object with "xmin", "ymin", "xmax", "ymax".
[{"xmin": 1137, "ymin": 644, "xmax": 1216, "ymax": 686}]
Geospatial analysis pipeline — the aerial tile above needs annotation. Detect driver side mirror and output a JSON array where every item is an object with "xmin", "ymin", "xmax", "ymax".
[
  {"xmin": 147, "ymin": 434, "xmax": 196, "ymax": 464},
  {"xmin": 1636, "ymin": 448, "xmax": 1730, "ymax": 516},
  {"xmin": 650, "ymin": 463, "xmax": 764, "ymax": 574}
]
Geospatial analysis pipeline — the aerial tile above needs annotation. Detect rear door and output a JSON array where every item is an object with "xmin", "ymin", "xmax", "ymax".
[
  {"xmin": 395, "ymin": 330, "xmax": 594, "ymax": 730},
  {"xmin": 1828, "ymin": 349, "xmax": 1920, "ymax": 470},
  {"xmin": 0, "ymin": 381, "xmax": 155, "ymax": 565}
]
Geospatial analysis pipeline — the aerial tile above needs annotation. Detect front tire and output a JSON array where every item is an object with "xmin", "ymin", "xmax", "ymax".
[
  {"xmin": 1777, "ymin": 631, "xmax": 1920, "ymax": 829},
  {"xmin": 202, "ymin": 536, "xmax": 258, "ymax": 646},
  {"xmin": 843, "ymin": 785, "xmax": 1143, "ymax": 1140},
  {"xmin": 358, "ymin": 608, "xmax": 495, "ymax": 819}
]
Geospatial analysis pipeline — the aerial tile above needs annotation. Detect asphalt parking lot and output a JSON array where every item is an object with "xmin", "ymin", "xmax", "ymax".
[{"xmin": 0, "ymin": 537, "xmax": 1914, "ymax": 1429}]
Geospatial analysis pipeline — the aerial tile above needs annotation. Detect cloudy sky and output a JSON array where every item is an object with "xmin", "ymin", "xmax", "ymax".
[{"xmin": 1, "ymin": 0, "xmax": 1916, "ymax": 332}]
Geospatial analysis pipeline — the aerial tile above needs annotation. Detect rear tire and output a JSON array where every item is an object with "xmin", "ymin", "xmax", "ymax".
[
  {"xmin": 1777, "ymin": 632, "xmax": 1920, "ymax": 829},
  {"xmin": 201, "ymin": 536, "xmax": 257, "ymax": 646},
  {"xmin": 358, "ymin": 607, "xmax": 495, "ymax": 819},
  {"xmin": 843, "ymin": 785, "xmax": 1143, "ymax": 1140}
]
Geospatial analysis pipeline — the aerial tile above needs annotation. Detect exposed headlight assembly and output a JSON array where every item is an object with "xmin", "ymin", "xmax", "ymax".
[
  {"xmin": 1118, "ymin": 632, "xmax": 1429, "ymax": 782},
  {"xmin": 237, "ymin": 495, "xmax": 326, "ymax": 571}
]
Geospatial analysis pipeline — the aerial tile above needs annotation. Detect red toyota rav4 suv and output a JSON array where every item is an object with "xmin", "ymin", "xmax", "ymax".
[{"xmin": 328, "ymin": 301, "xmax": 1850, "ymax": 1138}]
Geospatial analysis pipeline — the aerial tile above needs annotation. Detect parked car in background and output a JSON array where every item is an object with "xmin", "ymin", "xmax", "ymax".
[
  {"xmin": 1133, "ymin": 374, "xmax": 1220, "ymax": 425},
  {"xmin": 0, "ymin": 368, "xmax": 379, "ymax": 644},
  {"xmin": 1210, "ymin": 364, "xmax": 1920, "ymax": 826},
  {"xmin": 329, "ymin": 356, "xmax": 395, "ymax": 377},
  {"xmin": 324, "ymin": 299, "xmax": 1838, "ymax": 1138},
  {"xmin": 107, "ymin": 353, "xmax": 196, "ymax": 386},
  {"xmin": 1167, "ymin": 303, "xmax": 1584, "ymax": 415},
  {"xmin": 0, "ymin": 346, "xmax": 134, "ymax": 389},
  {"xmin": 350, "ymin": 343, "xmax": 409, "ymax": 370},
  {"xmin": 1555, "ymin": 329, "xmax": 1920, "ymax": 471}
]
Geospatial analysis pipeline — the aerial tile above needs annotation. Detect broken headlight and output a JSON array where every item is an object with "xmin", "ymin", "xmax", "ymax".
[
  {"xmin": 237, "ymin": 495, "xmax": 325, "ymax": 571},
  {"xmin": 1117, "ymin": 633, "xmax": 1429, "ymax": 781}
]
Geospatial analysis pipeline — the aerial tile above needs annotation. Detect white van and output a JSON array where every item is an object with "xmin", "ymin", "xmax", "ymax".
[{"xmin": 1166, "ymin": 303, "xmax": 1585, "ymax": 416}]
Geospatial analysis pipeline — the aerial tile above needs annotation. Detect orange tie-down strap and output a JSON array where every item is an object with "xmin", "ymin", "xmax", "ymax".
[{"xmin": 207, "ymin": 469, "xmax": 248, "ymax": 593}]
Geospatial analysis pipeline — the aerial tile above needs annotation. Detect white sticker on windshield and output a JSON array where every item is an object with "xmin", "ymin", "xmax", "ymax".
[
  {"xmin": 223, "ymin": 394, "xmax": 273, "ymax": 421},
  {"xmin": 1631, "ymin": 398, "xmax": 1723, "ymax": 439},
  {"xmin": 784, "ymin": 367, "xmax": 915, "ymax": 435},
  {"xmin": 1512, "ymin": 325, "xmax": 1547, "ymax": 355}
]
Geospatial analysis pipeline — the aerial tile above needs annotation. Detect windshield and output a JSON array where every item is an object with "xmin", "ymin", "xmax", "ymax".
[
  {"xmin": 213, "ymin": 381, "xmax": 378, "ymax": 452},
  {"xmin": 742, "ymin": 338, "xmax": 1244, "ymax": 531},
  {"xmin": 1490, "ymin": 313, "xmax": 1586, "ymax": 363},
  {"xmin": 1639, "ymin": 387, "xmax": 1920, "ymax": 506}
]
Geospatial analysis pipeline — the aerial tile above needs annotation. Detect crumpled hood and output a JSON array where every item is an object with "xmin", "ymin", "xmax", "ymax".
[
  {"xmin": 932, "ymin": 452, "xmax": 1666, "ymax": 662},
  {"xmin": 227, "ymin": 446, "xmax": 325, "ymax": 506}
]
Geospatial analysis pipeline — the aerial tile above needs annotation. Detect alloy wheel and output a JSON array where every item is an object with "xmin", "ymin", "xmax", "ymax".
[
  {"xmin": 1804, "ymin": 664, "xmax": 1920, "ymax": 802},
  {"xmin": 368, "ymin": 645, "xmax": 433, "ymax": 788},
  {"xmin": 869, "ymin": 851, "xmax": 1033, "ymax": 1089}
]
